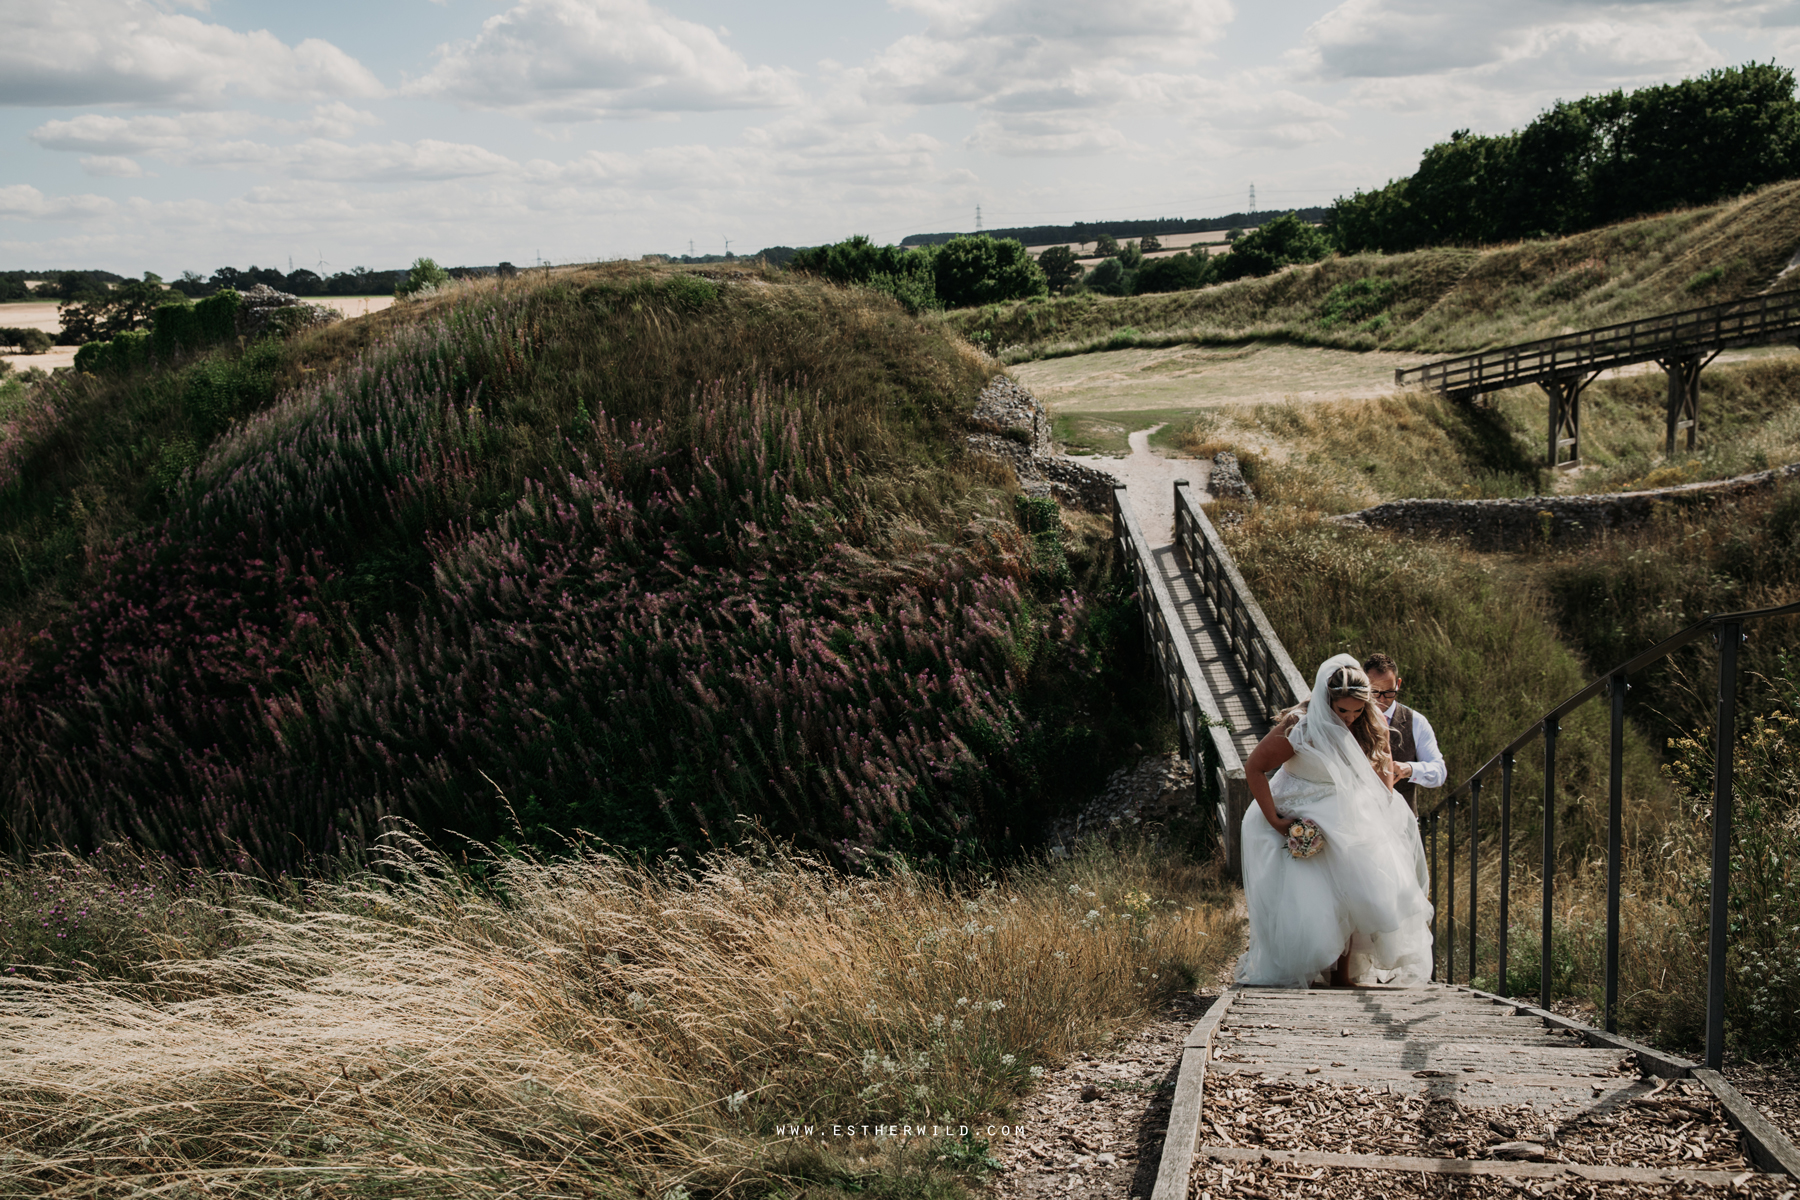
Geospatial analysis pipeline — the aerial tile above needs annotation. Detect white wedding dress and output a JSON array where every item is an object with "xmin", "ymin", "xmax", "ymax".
[{"xmin": 1234, "ymin": 655, "xmax": 1435, "ymax": 989}]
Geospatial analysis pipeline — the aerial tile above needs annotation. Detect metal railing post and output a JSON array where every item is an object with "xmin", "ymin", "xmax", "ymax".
[
  {"xmin": 1707, "ymin": 623, "xmax": 1743, "ymax": 1070},
  {"xmin": 1500, "ymin": 751, "xmax": 1513, "ymax": 995},
  {"xmin": 1606, "ymin": 670, "xmax": 1627, "ymax": 1033},
  {"xmin": 1469, "ymin": 776, "xmax": 1480, "ymax": 987},
  {"xmin": 1447, "ymin": 797, "xmax": 1457, "ymax": 983},
  {"xmin": 1541, "ymin": 719, "xmax": 1558, "ymax": 1010}
]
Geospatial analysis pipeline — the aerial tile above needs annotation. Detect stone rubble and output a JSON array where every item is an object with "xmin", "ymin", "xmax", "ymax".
[
  {"xmin": 1045, "ymin": 751, "xmax": 1197, "ymax": 852},
  {"xmin": 1207, "ymin": 450, "xmax": 1256, "ymax": 501},
  {"xmin": 236, "ymin": 283, "xmax": 341, "ymax": 340},
  {"xmin": 1332, "ymin": 461, "xmax": 1800, "ymax": 549},
  {"xmin": 966, "ymin": 375, "xmax": 1119, "ymax": 512}
]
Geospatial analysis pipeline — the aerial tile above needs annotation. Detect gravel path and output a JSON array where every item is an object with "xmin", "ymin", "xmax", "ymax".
[{"xmin": 1067, "ymin": 426, "xmax": 1209, "ymax": 546}]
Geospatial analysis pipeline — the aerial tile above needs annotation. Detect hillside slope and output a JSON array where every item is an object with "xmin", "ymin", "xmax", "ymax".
[
  {"xmin": 0, "ymin": 267, "xmax": 1149, "ymax": 868},
  {"xmin": 950, "ymin": 179, "xmax": 1800, "ymax": 360}
]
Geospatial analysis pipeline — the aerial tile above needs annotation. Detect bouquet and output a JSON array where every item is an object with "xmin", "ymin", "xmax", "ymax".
[{"xmin": 1284, "ymin": 816, "xmax": 1326, "ymax": 859}]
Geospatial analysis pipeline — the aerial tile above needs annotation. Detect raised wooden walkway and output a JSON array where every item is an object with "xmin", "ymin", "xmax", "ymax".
[
  {"xmin": 1395, "ymin": 285, "xmax": 1800, "ymax": 466},
  {"xmin": 1113, "ymin": 480, "xmax": 1309, "ymax": 875},
  {"xmin": 1152, "ymin": 985, "xmax": 1800, "ymax": 1199}
]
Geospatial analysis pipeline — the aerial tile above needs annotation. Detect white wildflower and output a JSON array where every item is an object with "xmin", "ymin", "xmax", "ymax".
[
  {"xmin": 726, "ymin": 1090, "xmax": 748, "ymax": 1113},
  {"xmin": 1001, "ymin": 1054, "xmax": 1017, "ymax": 1066}
]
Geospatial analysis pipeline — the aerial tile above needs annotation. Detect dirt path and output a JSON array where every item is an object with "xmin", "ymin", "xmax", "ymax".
[{"xmin": 1067, "ymin": 426, "xmax": 1210, "ymax": 545}]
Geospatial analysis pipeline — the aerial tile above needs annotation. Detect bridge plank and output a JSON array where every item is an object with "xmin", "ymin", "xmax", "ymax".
[
  {"xmin": 1196, "ymin": 1145, "xmax": 1751, "ymax": 1185},
  {"xmin": 1159, "ymin": 983, "xmax": 1789, "ymax": 1197}
]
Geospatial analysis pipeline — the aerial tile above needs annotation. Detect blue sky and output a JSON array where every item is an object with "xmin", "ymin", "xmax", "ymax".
[{"xmin": 3, "ymin": 0, "xmax": 1796, "ymax": 276}]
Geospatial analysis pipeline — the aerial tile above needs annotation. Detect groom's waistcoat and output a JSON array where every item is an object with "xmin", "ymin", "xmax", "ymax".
[{"xmin": 1388, "ymin": 704, "xmax": 1419, "ymax": 809}]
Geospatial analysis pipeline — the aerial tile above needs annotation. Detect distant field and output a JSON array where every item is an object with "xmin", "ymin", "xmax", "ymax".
[{"xmin": 0, "ymin": 294, "xmax": 395, "ymax": 372}]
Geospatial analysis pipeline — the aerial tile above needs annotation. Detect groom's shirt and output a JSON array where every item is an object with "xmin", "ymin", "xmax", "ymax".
[{"xmin": 1381, "ymin": 701, "xmax": 1447, "ymax": 795}]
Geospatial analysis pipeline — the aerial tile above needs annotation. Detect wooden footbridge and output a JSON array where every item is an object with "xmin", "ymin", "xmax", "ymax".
[
  {"xmin": 1112, "ymin": 478, "xmax": 1307, "ymax": 875},
  {"xmin": 1111, "ymin": 478, "xmax": 1800, "ymax": 1195},
  {"xmin": 1395, "ymin": 285, "xmax": 1800, "ymax": 467}
]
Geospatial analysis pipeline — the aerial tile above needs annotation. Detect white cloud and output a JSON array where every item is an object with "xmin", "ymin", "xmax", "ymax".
[
  {"xmin": 410, "ymin": 0, "xmax": 804, "ymax": 118},
  {"xmin": 80, "ymin": 156, "xmax": 148, "ymax": 178},
  {"xmin": 0, "ymin": 0, "xmax": 383, "ymax": 107},
  {"xmin": 0, "ymin": 186, "xmax": 118, "ymax": 221},
  {"xmin": 1299, "ymin": 0, "xmax": 1731, "ymax": 107},
  {"xmin": 177, "ymin": 137, "xmax": 517, "ymax": 182}
]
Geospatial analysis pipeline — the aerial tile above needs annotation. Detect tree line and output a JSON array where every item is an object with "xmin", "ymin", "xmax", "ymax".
[
  {"xmin": 900, "ymin": 209, "xmax": 1329, "ymax": 249},
  {"xmin": 790, "ymin": 216, "xmax": 1335, "ymax": 307},
  {"xmin": 1329, "ymin": 62, "xmax": 1800, "ymax": 253}
]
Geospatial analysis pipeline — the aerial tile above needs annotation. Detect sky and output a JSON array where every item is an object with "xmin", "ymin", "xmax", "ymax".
[{"xmin": 3, "ymin": 0, "xmax": 1798, "ymax": 278}]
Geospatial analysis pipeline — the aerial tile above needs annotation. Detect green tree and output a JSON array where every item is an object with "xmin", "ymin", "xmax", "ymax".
[
  {"xmin": 1134, "ymin": 251, "xmax": 1214, "ymax": 294},
  {"xmin": 1084, "ymin": 258, "xmax": 1132, "ymax": 296},
  {"xmin": 1093, "ymin": 232, "xmax": 1120, "ymax": 258},
  {"xmin": 1141, "ymin": 233, "xmax": 1163, "ymax": 253},
  {"xmin": 1219, "ymin": 214, "xmax": 1332, "ymax": 281},
  {"xmin": 789, "ymin": 235, "xmax": 939, "ymax": 312},
  {"xmin": 397, "ymin": 257, "xmax": 451, "ymax": 298},
  {"xmin": 931, "ymin": 236, "xmax": 1048, "ymax": 308},
  {"xmin": 57, "ymin": 272, "xmax": 177, "ymax": 344},
  {"xmin": 1117, "ymin": 240, "xmax": 1145, "ymax": 270},
  {"xmin": 1036, "ymin": 245, "xmax": 1082, "ymax": 293}
]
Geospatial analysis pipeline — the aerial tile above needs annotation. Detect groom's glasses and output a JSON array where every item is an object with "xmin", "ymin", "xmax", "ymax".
[{"xmin": 1373, "ymin": 688, "xmax": 1400, "ymax": 699}]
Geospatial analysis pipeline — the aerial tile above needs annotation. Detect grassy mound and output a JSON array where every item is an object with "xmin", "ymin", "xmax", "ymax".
[
  {"xmin": 0, "ymin": 267, "xmax": 1154, "ymax": 868},
  {"xmin": 949, "ymin": 179, "xmax": 1800, "ymax": 361}
]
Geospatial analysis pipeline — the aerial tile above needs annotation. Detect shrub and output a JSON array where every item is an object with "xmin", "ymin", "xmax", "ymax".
[
  {"xmin": 1134, "ymin": 252, "xmax": 1214, "ymax": 295},
  {"xmin": 1085, "ymin": 258, "xmax": 1131, "ymax": 297},
  {"xmin": 1218, "ymin": 213, "xmax": 1333, "ymax": 281},
  {"xmin": 150, "ymin": 301, "xmax": 201, "ymax": 359},
  {"xmin": 194, "ymin": 289, "xmax": 241, "ymax": 343},
  {"xmin": 0, "ymin": 327, "xmax": 52, "ymax": 354},
  {"xmin": 933, "ymin": 236, "xmax": 1048, "ymax": 308},
  {"xmin": 396, "ymin": 256, "xmax": 452, "ymax": 299}
]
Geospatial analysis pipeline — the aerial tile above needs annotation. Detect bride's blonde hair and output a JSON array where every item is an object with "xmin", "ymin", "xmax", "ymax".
[
  {"xmin": 1326, "ymin": 662, "xmax": 1392, "ymax": 774},
  {"xmin": 1278, "ymin": 664, "xmax": 1392, "ymax": 773}
]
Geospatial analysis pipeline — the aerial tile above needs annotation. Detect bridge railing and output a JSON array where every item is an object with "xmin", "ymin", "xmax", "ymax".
[
  {"xmin": 1111, "ymin": 484, "xmax": 1251, "ymax": 873},
  {"xmin": 1422, "ymin": 598, "xmax": 1800, "ymax": 1070},
  {"xmin": 1396, "ymin": 286, "xmax": 1800, "ymax": 397},
  {"xmin": 1172, "ymin": 481, "xmax": 1309, "ymax": 726}
]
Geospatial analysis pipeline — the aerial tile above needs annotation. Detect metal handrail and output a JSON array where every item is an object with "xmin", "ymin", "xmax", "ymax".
[
  {"xmin": 1396, "ymin": 287, "xmax": 1800, "ymax": 397},
  {"xmin": 1422, "ymin": 598, "xmax": 1800, "ymax": 1069},
  {"xmin": 1111, "ymin": 485, "xmax": 1247, "ymax": 867}
]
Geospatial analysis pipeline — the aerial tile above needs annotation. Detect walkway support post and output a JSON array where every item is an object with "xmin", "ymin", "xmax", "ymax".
[
  {"xmin": 1658, "ymin": 352, "xmax": 1713, "ymax": 455},
  {"xmin": 1707, "ymin": 623, "xmax": 1743, "ymax": 1070},
  {"xmin": 1542, "ymin": 719, "xmax": 1559, "ymax": 1010},
  {"xmin": 1606, "ymin": 671, "xmax": 1627, "ymax": 1033},
  {"xmin": 1540, "ymin": 374, "xmax": 1593, "ymax": 468}
]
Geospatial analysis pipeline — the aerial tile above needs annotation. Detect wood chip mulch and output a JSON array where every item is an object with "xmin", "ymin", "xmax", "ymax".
[
  {"xmin": 1186, "ymin": 1161, "xmax": 1793, "ymax": 1198},
  {"xmin": 983, "ymin": 991, "xmax": 1217, "ymax": 1199},
  {"xmin": 1198, "ymin": 1074, "xmax": 1756, "ymax": 1170},
  {"xmin": 1725, "ymin": 1059, "xmax": 1800, "ymax": 1149}
]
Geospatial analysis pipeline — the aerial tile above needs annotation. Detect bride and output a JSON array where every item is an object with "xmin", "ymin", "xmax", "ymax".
[{"xmin": 1234, "ymin": 654, "xmax": 1434, "ymax": 988}]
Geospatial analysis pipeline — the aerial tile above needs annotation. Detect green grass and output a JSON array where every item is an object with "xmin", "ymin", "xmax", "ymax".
[
  {"xmin": 949, "ymin": 179, "xmax": 1800, "ymax": 362},
  {"xmin": 1150, "ymin": 355, "xmax": 1800, "ymax": 513}
]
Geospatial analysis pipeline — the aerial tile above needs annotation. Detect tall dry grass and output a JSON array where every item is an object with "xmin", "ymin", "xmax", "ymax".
[{"xmin": 0, "ymin": 831, "xmax": 1240, "ymax": 1198}]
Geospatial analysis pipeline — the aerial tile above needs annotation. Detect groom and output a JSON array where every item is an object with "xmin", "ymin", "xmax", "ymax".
[{"xmin": 1363, "ymin": 652, "xmax": 1447, "ymax": 812}]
